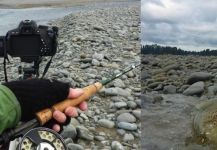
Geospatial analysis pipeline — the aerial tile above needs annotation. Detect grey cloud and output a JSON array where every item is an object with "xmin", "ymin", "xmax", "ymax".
[{"xmin": 141, "ymin": 0, "xmax": 217, "ymax": 51}]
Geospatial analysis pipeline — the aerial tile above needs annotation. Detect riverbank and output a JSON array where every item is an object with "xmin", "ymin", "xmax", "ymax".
[
  {"xmin": 142, "ymin": 54, "xmax": 217, "ymax": 150},
  {"xmin": 1, "ymin": 3, "xmax": 141, "ymax": 150}
]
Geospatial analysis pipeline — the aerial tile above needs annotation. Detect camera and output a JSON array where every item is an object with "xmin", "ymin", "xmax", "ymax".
[
  {"xmin": 0, "ymin": 20, "xmax": 58, "ymax": 62},
  {"xmin": 0, "ymin": 20, "xmax": 59, "ymax": 80}
]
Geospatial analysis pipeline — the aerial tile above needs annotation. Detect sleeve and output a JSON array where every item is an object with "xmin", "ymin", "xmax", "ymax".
[{"xmin": 3, "ymin": 79, "xmax": 70, "ymax": 122}]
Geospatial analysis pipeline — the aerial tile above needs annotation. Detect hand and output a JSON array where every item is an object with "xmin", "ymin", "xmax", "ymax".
[{"xmin": 52, "ymin": 88, "xmax": 87, "ymax": 132}]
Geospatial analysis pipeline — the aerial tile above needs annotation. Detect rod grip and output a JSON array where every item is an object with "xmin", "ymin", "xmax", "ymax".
[{"xmin": 36, "ymin": 82, "xmax": 103, "ymax": 125}]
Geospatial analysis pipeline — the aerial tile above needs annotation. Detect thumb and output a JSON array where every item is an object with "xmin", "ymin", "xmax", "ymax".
[{"xmin": 68, "ymin": 88, "xmax": 84, "ymax": 99}]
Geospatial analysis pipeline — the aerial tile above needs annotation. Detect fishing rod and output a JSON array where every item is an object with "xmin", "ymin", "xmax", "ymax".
[{"xmin": 0, "ymin": 63, "xmax": 140, "ymax": 147}]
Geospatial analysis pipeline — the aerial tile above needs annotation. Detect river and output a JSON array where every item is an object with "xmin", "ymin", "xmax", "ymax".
[{"xmin": 0, "ymin": 0, "xmax": 139, "ymax": 35}]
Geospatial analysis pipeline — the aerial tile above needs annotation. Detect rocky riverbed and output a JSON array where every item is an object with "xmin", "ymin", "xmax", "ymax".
[
  {"xmin": 142, "ymin": 54, "xmax": 217, "ymax": 150},
  {"xmin": 0, "ymin": 3, "xmax": 140, "ymax": 150}
]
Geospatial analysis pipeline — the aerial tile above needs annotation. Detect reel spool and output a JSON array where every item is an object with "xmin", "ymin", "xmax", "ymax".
[{"xmin": 18, "ymin": 127, "xmax": 67, "ymax": 150}]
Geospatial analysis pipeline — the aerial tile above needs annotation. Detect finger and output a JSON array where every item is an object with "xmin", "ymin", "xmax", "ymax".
[
  {"xmin": 53, "ymin": 110, "xmax": 66, "ymax": 123},
  {"xmin": 52, "ymin": 124, "xmax": 61, "ymax": 132},
  {"xmin": 79, "ymin": 101, "xmax": 88, "ymax": 111},
  {"xmin": 68, "ymin": 88, "xmax": 84, "ymax": 99},
  {"xmin": 64, "ymin": 107, "xmax": 78, "ymax": 117}
]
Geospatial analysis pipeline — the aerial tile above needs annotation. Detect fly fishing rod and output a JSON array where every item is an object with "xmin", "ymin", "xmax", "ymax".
[{"xmin": 0, "ymin": 63, "xmax": 140, "ymax": 148}]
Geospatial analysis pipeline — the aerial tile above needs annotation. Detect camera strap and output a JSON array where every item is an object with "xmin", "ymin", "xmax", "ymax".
[
  {"xmin": 3, "ymin": 54, "xmax": 10, "ymax": 82},
  {"xmin": 41, "ymin": 56, "xmax": 53, "ymax": 78},
  {"xmin": 3, "ymin": 57, "xmax": 7, "ymax": 82}
]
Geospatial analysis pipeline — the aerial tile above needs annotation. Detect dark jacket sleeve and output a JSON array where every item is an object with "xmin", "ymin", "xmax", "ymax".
[{"xmin": 3, "ymin": 79, "xmax": 70, "ymax": 122}]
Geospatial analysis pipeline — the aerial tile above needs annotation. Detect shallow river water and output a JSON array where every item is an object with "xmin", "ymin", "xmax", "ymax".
[{"xmin": 0, "ymin": 0, "xmax": 138, "ymax": 35}]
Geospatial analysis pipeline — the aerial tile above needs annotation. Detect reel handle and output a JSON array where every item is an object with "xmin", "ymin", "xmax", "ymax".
[{"xmin": 35, "ymin": 82, "xmax": 103, "ymax": 125}]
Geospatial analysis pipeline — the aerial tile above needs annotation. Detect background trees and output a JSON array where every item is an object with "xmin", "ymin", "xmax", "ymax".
[{"xmin": 141, "ymin": 44, "xmax": 217, "ymax": 56}]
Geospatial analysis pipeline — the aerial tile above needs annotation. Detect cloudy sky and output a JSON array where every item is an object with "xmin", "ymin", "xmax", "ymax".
[{"xmin": 141, "ymin": 0, "xmax": 217, "ymax": 51}]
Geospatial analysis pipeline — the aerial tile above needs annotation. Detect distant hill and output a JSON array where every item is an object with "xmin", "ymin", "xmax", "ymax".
[{"xmin": 141, "ymin": 44, "xmax": 217, "ymax": 56}]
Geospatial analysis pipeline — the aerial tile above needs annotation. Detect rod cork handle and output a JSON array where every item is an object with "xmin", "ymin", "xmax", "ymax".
[{"xmin": 36, "ymin": 82, "xmax": 103, "ymax": 125}]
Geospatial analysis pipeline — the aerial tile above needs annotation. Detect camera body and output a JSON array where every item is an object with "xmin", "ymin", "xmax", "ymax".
[{"xmin": 0, "ymin": 20, "xmax": 58, "ymax": 62}]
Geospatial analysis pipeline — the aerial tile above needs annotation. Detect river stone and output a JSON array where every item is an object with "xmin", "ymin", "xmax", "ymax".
[
  {"xmin": 80, "ymin": 63, "xmax": 91, "ymax": 69},
  {"xmin": 208, "ymin": 85, "xmax": 217, "ymax": 96},
  {"xmin": 94, "ymin": 136, "xmax": 105, "ymax": 141},
  {"xmin": 164, "ymin": 64, "xmax": 180, "ymax": 72},
  {"xmin": 183, "ymin": 81, "xmax": 205, "ymax": 96},
  {"xmin": 79, "ymin": 58, "xmax": 92, "ymax": 63},
  {"xmin": 163, "ymin": 85, "xmax": 177, "ymax": 94},
  {"xmin": 123, "ymin": 133, "xmax": 134, "ymax": 142},
  {"xmin": 187, "ymin": 72, "xmax": 213, "ymax": 84},
  {"xmin": 63, "ymin": 62, "xmax": 71, "ymax": 68},
  {"xmin": 104, "ymin": 87, "xmax": 131, "ymax": 97},
  {"xmin": 70, "ymin": 118, "xmax": 80, "ymax": 127},
  {"xmin": 76, "ymin": 126, "xmax": 94, "ymax": 141},
  {"xmin": 85, "ymin": 73, "xmax": 96, "ymax": 79},
  {"xmin": 117, "ymin": 129, "xmax": 126, "ymax": 136},
  {"xmin": 92, "ymin": 53, "xmax": 104, "ymax": 61},
  {"xmin": 92, "ymin": 59, "xmax": 100, "ymax": 66},
  {"xmin": 114, "ymin": 102, "xmax": 127, "ymax": 109},
  {"xmin": 141, "ymin": 70, "xmax": 151, "ymax": 80},
  {"xmin": 117, "ymin": 113, "xmax": 136, "ymax": 123},
  {"xmin": 127, "ymin": 101, "xmax": 137, "ymax": 109},
  {"xmin": 132, "ymin": 109, "xmax": 141, "ymax": 119},
  {"xmin": 80, "ymin": 113, "xmax": 89, "ymax": 120},
  {"xmin": 93, "ymin": 25, "xmax": 105, "ymax": 31},
  {"xmin": 141, "ymin": 58, "xmax": 149, "ymax": 64},
  {"xmin": 64, "ymin": 138, "xmax": 73, "ymax": 145},
  {"xmin": 179, "ymin": 85, "xmax": 190, "ymax": 93},
  {"xmin": 113, "ymin": 79, "xmax": 126, "ymax": 88},
  {"xmin": 61, "ymin": 125, "xmax": 77, "ymax": 139},
  {"xmin": 67, "ymin": 143, "xmax": 84, "ymax": 150},
  {"xmin": 147, "ymin": 82, "xmax": 162, "ymax": 89},
  {"xmin": 117, "ymin": 122, "xmax": 137, "ymax": 131},
  {"xmin": 111, "ymin": 141, "xmax": 125, "ymax": 150},
  {"xmin": 98, "ymin": 119, "xmax": 115, "ymax": 128}
]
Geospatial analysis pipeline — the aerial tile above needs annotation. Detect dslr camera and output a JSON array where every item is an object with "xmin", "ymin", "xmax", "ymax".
[
  {"xmin": 0, "ymin": 20, "xmax": 58, "ymax": 62},
  {"xmin": 0, "ymin": 20, "xmax": 59, "ymax": 80}
]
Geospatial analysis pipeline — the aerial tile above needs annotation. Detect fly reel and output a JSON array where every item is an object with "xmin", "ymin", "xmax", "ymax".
[{"xmin": 18, "ymin": 127, "xmax": 67, "ymax": 150}]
